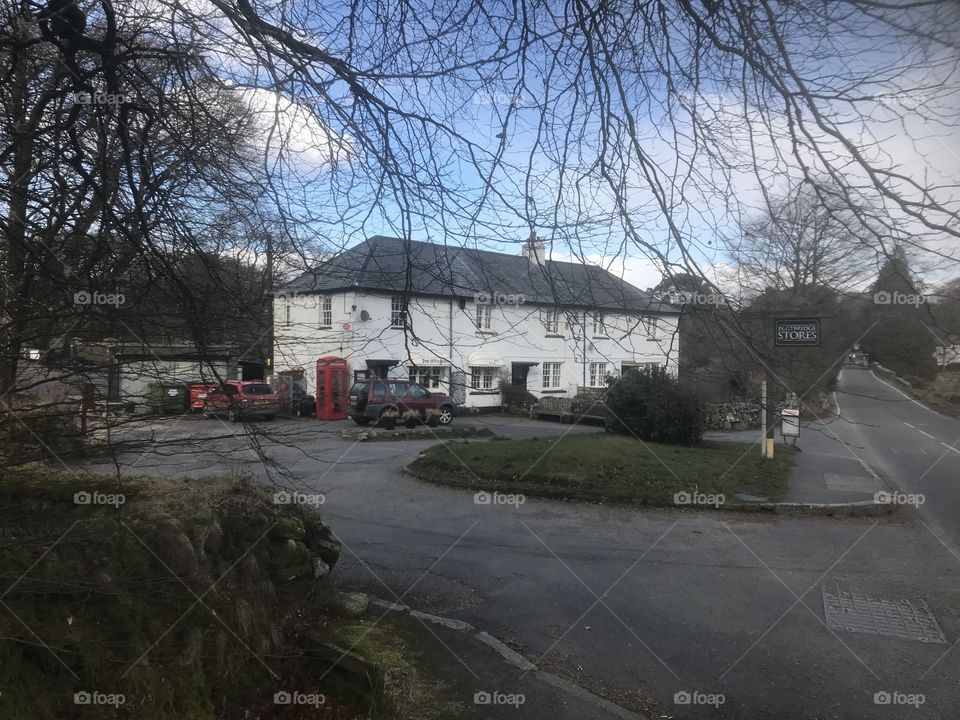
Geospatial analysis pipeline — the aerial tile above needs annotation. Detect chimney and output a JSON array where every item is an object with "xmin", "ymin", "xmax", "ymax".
[{"xmin": 521, "ymin": 231, "xmax": 545, "ymax": 265}]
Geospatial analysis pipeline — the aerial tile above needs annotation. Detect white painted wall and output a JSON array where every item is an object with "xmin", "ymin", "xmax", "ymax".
[{"xmin": 273, "ymin": 290, "xmax": 679, "ymax": 409}]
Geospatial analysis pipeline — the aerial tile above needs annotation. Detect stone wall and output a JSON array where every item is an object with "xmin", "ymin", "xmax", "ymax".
[
  {"xmin": 704, "ymin": 401, "xmax": 763, "ymax": 430},
  {"xmin": 705, "ymin": 392, "xmax": 832, "ymax": 430}
]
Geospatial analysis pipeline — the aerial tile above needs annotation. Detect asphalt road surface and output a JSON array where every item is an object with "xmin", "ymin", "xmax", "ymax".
[
  {"xmin": 82, "ymin": 400, "xmax": 960, "ymax": 719},
  {"xmin": 831, "ymin": 365, "xmax": 960, "ymax": 551}
]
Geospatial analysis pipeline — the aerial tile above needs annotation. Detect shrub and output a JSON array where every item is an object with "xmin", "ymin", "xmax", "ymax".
[
  {"xmin": 604, "ymin": 365, "xmax": 705, "ymax": 445},
  {"xmin": 500, "ymin": 382, "xmax": 538, "ymax": 410}
]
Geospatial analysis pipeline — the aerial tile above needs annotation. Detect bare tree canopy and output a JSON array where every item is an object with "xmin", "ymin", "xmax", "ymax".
[
  {"xmin": 2, "ymin": 0, "xmax": 959, "ymax": 407},
  {"xmin": 724, "ymin": 179, "xmax": 882, "ymax": 296}
]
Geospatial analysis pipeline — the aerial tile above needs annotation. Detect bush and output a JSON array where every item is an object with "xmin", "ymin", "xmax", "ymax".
[
  {"xmin": 500, "ymin": 382, "xmax": 538, "ymax": 410},
  {"xmin": 605, "ymin": 365, "xmax": 705, "ymax": 445}
]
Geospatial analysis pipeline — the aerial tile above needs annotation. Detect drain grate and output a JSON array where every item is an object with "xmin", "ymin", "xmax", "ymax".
[{"xmin": 822, "ymin": 589, "xmax": 946, "ymax": 644}]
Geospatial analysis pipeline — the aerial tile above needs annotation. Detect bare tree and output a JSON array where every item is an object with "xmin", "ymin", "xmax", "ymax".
[
  {"xmin": 0, "ymin": 0, "xmax": 954, "ymax": 470},
  {"xmin": 724, "ymin": 179, "xmax": 881, "ymax": 296}
]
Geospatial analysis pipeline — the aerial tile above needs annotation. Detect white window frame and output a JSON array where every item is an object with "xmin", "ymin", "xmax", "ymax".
[
  {"xmin": 319, "ymin": 295, "xmax": 332, "ymax": 328},
  {"xmin": 475, "ymin": 304, "xmax": 493, "ymax": 331},
  {"xmin": 284, "ymin": 299, "xmax": 291, "ymax": 327},
  {"xmin": 589, "ymin": 362, "xmax": 608, "ymax": 388},
  {"xmin": 391, "ymin": 296, "xmax": 406, "ymax": 329},
  {"xmin": 470, "ymin": 366, "xmax": 495, "ymax": 391},
  {"xmin": 592, "ymin": 313, "xmax": 606, "ymax": 337},
  {"xmin": 542, "ymin": 362, "xmax": 562, "ymax": 390},
  {"xmin": 643, "ymin": 315, "xmax": 659, "ymax": 339},
  {"xmin": 543, "ymin": 308, "xmax": 561, "ymax": 335},
  {"xmin": 409, "ymin": 366, "xmax": 444, "ymax": 389}
]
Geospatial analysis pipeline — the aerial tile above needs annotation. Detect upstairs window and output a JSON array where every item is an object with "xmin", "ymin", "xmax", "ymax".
[
  {"xmin": 475, "ymin": 304, "xmax": 493, "ymax": 331},
  {"xmin": 592, "ymin": 313, "xmax": 606, "ymax": 337},
  {"xmin": 543, "ymin": 308, "xmax": 561, "ymax": 334},
  {"xmin": 319, "ymin": 296, "xmax": 332, "ymax": 328},
  {"xmin": 391, "ymin": 296, "xmax": 407, "ymax": 329},
  {"xmin": 643, "ymin": 316, "xmax": 659, "ymax": 339}
]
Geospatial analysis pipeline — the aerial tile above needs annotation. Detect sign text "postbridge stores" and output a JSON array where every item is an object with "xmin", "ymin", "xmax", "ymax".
[{"xmin": 774, "ymin": 318, "xmax": 820, "ymax": 347}]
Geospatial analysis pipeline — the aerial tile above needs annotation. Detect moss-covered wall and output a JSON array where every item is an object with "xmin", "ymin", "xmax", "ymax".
[{"xmin": 0, "ymin": 465, "xmax": 341, "ymax": 719}]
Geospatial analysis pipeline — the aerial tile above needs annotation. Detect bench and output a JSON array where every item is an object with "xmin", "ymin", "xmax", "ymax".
[{"xmin": 530, "ymin": 388, "xmax": 606, "ymax": 424}]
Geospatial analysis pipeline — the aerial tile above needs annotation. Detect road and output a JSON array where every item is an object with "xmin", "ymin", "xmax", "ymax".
[
  {"xmin": 81, "ymin": 405, "xmax": 960, "ymax": 719},
  {"xmin": 830, "ymin": 365, "xmax": 960, "ymax": 550}
]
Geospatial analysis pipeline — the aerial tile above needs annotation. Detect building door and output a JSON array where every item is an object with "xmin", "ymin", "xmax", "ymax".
[
  {"xmin": 511, "ymin": 363, "xmax": 530, "ymax": 389},
  {"xmin": 365, "ymin": 360, "xmax": 395, "ymax": 378}
]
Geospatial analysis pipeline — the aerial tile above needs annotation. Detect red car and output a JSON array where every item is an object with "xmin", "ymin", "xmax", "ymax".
[
  {"xmin": 188, "ymin": 382, "xmax": 220, "ymax": 412},
  {"xmin": 346, "ymin": 379, "xmax": 456, "ymax": 427},
  {"xmin": 203, "ymin": 381, "xmax": 280, "ymax": 422}
]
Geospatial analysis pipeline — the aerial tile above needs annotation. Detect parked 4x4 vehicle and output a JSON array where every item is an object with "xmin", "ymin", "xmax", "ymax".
[
  {"xmin": 347, "ymin": 379, "xmax": 456, "ymax": 427},
  {"xmin": 203, "ymin": 381, "xmax": 280, "ymax": 422}
]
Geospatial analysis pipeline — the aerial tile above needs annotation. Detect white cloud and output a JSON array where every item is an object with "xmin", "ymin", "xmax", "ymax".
[{"xmin": 242, "ymin": 88, "xmax": 353, "ymax": 170}]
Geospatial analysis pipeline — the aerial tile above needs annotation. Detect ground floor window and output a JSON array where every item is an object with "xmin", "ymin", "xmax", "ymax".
[
  {"xmin": 542, "ymin": 362, "xmax": 562, "ymax": 389},
  {"xmin": 408, "ymin": 365, "xmax": 446, "ymax": 389},
  {"xmin": 589, "ymin": 362, "xmax": 608, "ymax": 388},
  {"xmin": 470, "ymin": 366, "xmax": 496, "ymax": 391}
]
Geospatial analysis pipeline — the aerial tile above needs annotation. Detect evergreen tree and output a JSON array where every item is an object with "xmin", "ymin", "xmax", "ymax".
[{"xmin": 861, "ymin": 249, "xmax": 937, "ymax": 380}]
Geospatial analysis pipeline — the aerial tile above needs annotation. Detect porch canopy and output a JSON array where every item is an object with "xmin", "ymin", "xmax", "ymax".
[{"xmin": 466, "ymin": 352, "xmax": 504, "ymax": 368}]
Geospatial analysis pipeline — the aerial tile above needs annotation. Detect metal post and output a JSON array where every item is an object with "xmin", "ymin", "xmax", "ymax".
[
  {"xmin": 765, "ymin": 370, "xmax": 775, "ymax": 459},
  {"xmin": 760, "ymin": 379, "xmax": 767, "ymax": 459}
]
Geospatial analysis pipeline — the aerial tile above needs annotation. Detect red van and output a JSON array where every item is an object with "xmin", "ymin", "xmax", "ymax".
[
  {"xmin": 188, "ymin": 382, "xmax": 220, "ymax": 412},
  {"xmin": 203, "ymin": 381, "xmax": 280, "ymax": 422}
]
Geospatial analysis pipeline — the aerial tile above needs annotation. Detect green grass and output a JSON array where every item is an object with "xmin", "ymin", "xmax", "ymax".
[{"xmin": 409, "ymin": 434, "xmax": 796, "ymax": 506}]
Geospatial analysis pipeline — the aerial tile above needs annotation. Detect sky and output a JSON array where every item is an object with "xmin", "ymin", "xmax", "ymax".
[{"xmin": 141, "ymin": 0, "xmax": 960, "ymax": 294}]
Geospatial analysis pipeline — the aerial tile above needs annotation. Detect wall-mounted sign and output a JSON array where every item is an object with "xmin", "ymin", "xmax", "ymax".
[{"xmin": 775, "ymin": 318, "xmax": 820, "ymax": 346}]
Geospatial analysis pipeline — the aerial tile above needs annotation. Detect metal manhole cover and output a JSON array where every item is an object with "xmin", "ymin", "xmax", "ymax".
[{"xmin": 822, "ymin": 589, "xmax": 946, "ymax": 644}]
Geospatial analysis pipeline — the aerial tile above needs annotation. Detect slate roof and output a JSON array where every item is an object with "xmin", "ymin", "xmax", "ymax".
[{"xmin": 276, "ymin": 236, "xmax": 678, "ymax": 314}]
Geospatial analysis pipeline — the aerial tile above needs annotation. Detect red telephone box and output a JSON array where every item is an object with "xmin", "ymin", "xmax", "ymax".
[{"xmin": 315, "ymin": 356, "xmax": 350, "ymax": 420}]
